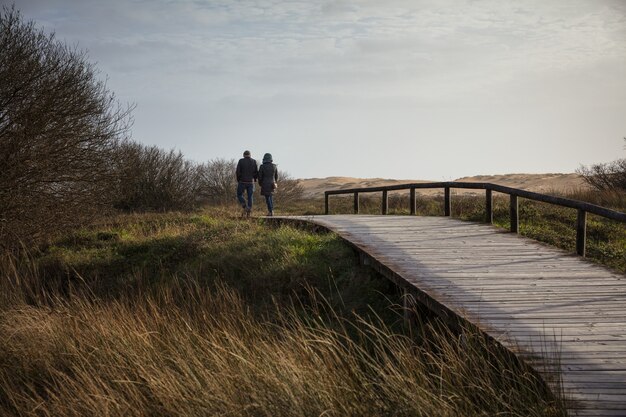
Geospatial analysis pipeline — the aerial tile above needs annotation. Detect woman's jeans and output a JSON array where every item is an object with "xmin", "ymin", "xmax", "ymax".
[
  {"xmin": 264, "ymin": 195, "xmax": 274, "ymax": 213},
  {"xmin": 237, "ymin": 182, "xmax": 254, "ymax": 209}
]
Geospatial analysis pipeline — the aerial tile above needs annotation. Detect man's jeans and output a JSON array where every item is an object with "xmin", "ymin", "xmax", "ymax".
[{"xmin": 237, "ymin": 182, "xmax": 254, "ymax": 209}]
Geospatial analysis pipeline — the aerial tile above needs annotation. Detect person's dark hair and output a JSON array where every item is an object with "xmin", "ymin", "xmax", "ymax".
[{"xmin": 243, "ymin": 150, "xmax": 251, "ymax": 157}]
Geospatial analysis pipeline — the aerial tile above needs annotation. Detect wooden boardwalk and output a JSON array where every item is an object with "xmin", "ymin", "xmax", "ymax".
[{"xmin": 277, "ymin": 215, "xmax": 626, "ymax": 417}]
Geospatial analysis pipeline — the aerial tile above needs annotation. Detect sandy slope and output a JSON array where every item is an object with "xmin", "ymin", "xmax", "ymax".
[{"xmin": 298, "ymin": 173, "xmax": 587, "ymax": 198}]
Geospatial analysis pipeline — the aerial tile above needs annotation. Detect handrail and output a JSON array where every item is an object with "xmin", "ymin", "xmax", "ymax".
[{"xmin": 324, "ymin": 181, "xmax": 626, "ymax": 257}]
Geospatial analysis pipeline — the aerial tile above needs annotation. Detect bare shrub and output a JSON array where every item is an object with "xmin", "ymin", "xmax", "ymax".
[
  {"xmin": 273, "ymin": 170, "xmax": 304, "ymax": 206},
  {"xmin": 0, "ymin": 7, "xmax": 133, "ymax": 249},
  {"xmin": 199, "ymin": 158, "xmax": 237, "ymax": 204},
  {"xmin": 577, "ymin": 158, "xmax": 626, "ymax": 193},
  {"xmin": 112, "ymin": 141, "xmax": 203, "ymax": 212},
  {"xmin": 198, "ymin": 159, "xmax": 304, "ymax": 208},
  {"xmin": 577, "ymin": 138, "xmax": 626, "ymax": 193}
]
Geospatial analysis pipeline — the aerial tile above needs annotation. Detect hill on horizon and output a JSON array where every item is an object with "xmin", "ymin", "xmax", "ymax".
[{"xmin": 297, "ymin": 173, "xmax": 586, "ymax": 198}]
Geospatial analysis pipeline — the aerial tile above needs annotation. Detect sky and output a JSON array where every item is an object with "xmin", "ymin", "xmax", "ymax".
[{"xmin": 6, "ymin": 0, "xmax": 626, "ymax": 180}]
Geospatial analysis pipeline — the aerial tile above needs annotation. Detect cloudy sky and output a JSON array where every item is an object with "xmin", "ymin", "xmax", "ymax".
[{"xmin": 7, "ymin": 0, "xmax": 626, "ymax": 179}]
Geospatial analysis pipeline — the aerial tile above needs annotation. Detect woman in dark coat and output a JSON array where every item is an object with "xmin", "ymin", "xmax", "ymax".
[{"xmin": 258, "ymin": 153, "xmax": 278, "ymax": 216}]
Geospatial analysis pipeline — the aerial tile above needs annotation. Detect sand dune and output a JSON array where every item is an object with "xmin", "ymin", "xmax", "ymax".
[{"xmin": 298, "ymin": 173, "xmax": 586, "ymax": 198}]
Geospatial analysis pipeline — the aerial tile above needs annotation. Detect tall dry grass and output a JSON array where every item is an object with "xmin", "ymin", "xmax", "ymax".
[
  {"xmin": 1, "ymin": 269, "xmax": 563, "ymax": 416},
  {"xmin": 0, "ymin": 209, "xmax": 565, "ymax": 416}
]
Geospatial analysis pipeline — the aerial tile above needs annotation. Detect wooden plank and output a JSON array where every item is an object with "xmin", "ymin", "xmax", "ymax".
[
  {"xmin": 410, "ymin": 277, "xmax": 621, "ymax": 287},
  {"xmin": 460, "ymin": 300, "xmax": 626, "ymax": 310},
  {"xmin": 526, "ymin": 358, "xmax": 626, "ymax": 367},
  {"xmin": 427, "ymin": 291, "xmax": 625, "ymax": 299},
  {"xmin": 486, "ymin": 326, "xmax": 626, "ymax": 335},
  {"xmin": 477, "ymin": 314, "xmax": 623, "ymax": 324},
  {"xmin": 489, "ymin": 322, "xmax": 626, "ymax": 329},
  {"xmin": 417, "ymin": 293, "xmax": 626, "ymax": 304}
]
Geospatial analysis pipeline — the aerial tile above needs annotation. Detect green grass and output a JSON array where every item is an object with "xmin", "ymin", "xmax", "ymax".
[
  {"xmin": 0, "ymin": 207, "xmax": 565, "ymax": 417},
  {"xmin": 32, "ymin": 209, "xmax": 397, "ymax": 321}
]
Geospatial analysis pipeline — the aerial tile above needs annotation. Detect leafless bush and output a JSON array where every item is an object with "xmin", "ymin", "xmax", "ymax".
[
  {"xmin": 577, "ymin": 138, "xmax": 626, "ymax": 193},
  {"xmin": 0, "ymin": 7, "xmax": 133, "ymax": 249},
  {"xmin": 577, "ymin": 158, "xmax": 626, "ymax": 193},
  {"xmin": 112, "ymin": 141, "xmax": 204, "ymax": 212},
  {"xmin": 199, "ymin": 158, "xmax": 237, "ymax": 204},
  {"xmin": 198, "ymin": 160, "xmax": 304, "ymax": 208},
  {"xmin": 273, "ymin": 171, "xmax": 304, "ymax": 206}
]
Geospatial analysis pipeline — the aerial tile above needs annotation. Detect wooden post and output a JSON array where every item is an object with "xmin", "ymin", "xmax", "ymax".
[
  {"xmin": 382, "ymin": 190, "xmax": 388, "ymax": 215},
  {"xmin": 353, "ymin": 192, "xmax": 359, "ymax": 214},
  {"xmin": 577, "ymin": 209, "xmax": 587, "ymax": 257},
  {"xmin": 444, "ymin": 187, "xmax": 451, "ymax": 217},
  {"xmin": 510, "ymin": 194, "xmax": 519, "ymax": 233},
  {"xmin": 324, "ymin": 192, "xmax": 329, "ymax": 215},
  {"xmin": 410, "ymin": 188, "xmax": 416, "ymax": 215},
  {"xmin": 485, "ymin": 189, "xmax": 493, "ymax": 224}
]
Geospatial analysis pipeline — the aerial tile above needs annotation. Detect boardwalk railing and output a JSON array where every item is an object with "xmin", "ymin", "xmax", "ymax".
[{"xmin": 324, "ymin": 182, "xmax": 626, "ymax": 257}]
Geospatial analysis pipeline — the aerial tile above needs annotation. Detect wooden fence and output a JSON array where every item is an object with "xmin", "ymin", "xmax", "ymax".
[{"xmin": 324, "ymin": 182, "xmax": 626, "ymax": 257}]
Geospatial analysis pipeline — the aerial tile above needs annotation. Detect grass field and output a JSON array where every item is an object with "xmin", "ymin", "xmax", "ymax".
[{"xmin": 0, "ymin": 207, "xmax": 566, "ymax": 416}]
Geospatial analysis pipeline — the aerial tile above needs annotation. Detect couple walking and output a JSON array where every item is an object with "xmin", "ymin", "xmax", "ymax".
[{"xmin": 236, "ymin": 150, "xmax": 278, "ymax": 217}]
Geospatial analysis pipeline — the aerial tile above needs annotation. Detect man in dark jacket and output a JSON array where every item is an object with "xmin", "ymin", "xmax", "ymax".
[{"xmin": 236, "ymin": 150, "xmax": 258, "ymax": 216}]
